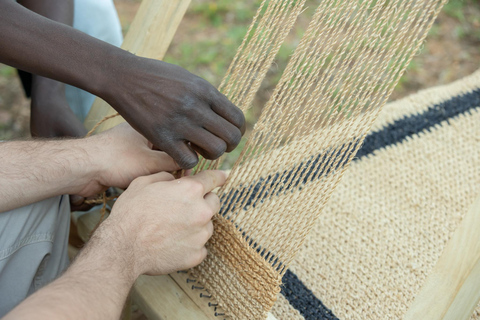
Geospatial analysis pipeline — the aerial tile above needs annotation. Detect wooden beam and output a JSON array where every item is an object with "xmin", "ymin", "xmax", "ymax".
[
  {"xmin": 132, "ymin": 275, "xmax": 211, "ymax": 320},
  {"xmin": 404, "ymin": 196, "xmax": 480, "ymax": 320},
  {"xmin": 169, "ymin": 271, "xmax": 277, "ymax": 320},
  {"xmin": 170, "ymin": 272, "xmax": 225, "ymax": 318},
  {"xmin": 137, "ymin": 270, "xmax": 277, "ymax": 320},
  {"xmin": 84, "ymin": 0, "xmax": 191, "ymax": 132}
]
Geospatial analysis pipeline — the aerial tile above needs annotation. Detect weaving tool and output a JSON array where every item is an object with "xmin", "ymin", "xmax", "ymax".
[{"xmin": 78, "ymin": 0, "xmax": 480, "ymax": 319}]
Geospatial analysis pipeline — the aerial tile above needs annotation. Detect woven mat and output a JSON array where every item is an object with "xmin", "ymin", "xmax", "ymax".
[{"xmin": 270, "ymin": 69, "xmax": 480, "ymax": 319}]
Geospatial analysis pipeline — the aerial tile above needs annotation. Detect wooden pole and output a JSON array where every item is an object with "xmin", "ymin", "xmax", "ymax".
[
  {"xmin": 132, "ymin": 275, "xmax": 211, "ymax": 320},
  {"xmin": 84, "ymin": 0, "xmax": 191, "ymax": 132},
  {"xmin": 404, "ymin": 196, "xmax": 480, "ymax": 320}
]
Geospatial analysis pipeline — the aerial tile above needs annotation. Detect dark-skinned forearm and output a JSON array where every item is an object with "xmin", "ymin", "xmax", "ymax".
[
  {"xmin": 17, "ymin": 0, "xmax": 73, "ymax": 100},
  {"xmin": 17, "ymin": 0, "xmax": 87, "ymax": 138},
  {"xmin": 0, "ymin": 0, "xmax": 246, "ymax": 169},
  {"xmin": 0, "ymin": 0, "xmax": 128, "ymax": 101},
  {"xmin": 29, "ymin": 75, "xmax": 88, "ymax": 138},
  {"xmin": 18, "ymin": 0, "xmax": 73, "ymax": 25},
  {"xmin": 18, "ymin": 0, "xmax": 73, "ymax": 110}
]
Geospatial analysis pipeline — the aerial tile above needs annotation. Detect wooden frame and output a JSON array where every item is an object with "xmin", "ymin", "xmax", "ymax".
[{"xmin": 404, "ymin": 196, "xmax": 480, "ymax": 320}]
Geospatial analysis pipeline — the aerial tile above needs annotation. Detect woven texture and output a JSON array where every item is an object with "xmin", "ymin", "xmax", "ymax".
[
  {"xmin": 270, "ymin": 70, "xmax": 480, "ymax": 319},
  {"xmin": 188, "ymin": 0, "xmax": 448, "ymax": 318}
]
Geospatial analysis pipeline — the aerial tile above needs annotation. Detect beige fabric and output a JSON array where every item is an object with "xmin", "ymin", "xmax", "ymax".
[{"xmin": 190, "ymin": 0, "xmax": 447, "ymax": 318}]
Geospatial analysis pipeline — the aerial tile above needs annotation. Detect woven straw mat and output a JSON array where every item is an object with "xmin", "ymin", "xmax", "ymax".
[{"xmin": 270, "ymin": 69, "xmax": 480, "ymax": 320}]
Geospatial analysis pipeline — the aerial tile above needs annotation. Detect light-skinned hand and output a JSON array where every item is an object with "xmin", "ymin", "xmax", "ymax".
[
  {"xmin": 75, "ymin": 123, "xmax": 181, "ymax": 197},
  {"xmin": 93, "ymin": 170, "xmax": 226, "ymax": 277}
]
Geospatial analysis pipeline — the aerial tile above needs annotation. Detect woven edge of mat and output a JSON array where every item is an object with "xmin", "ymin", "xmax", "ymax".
[{"xmin": 372, "ymin": 68, "xmax": 480, "ymax": 132}]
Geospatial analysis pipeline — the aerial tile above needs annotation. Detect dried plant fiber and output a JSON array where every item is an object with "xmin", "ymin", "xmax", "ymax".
[
  {"xmin": 185, "ymin": 0, "xmax": 453, "ymax": 318},
  {"xmin": 271, "ymin": 69, "xmax": 480, "ymax": 319}
]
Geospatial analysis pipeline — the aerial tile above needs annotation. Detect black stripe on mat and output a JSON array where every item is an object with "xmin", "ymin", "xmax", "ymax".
[
  {"xmin": 356, "ymin": 88, "xmax": 480, "ymax": 158},
  {"xmin": 281, "ymin": 270, "xmax": 339, "ymax": 320},
  {"xmin": 281, "ymin": 88, "xmax": 480, "ymax": 319},
  {"xmin": 222, "ymin": 89, "xmax": 480, "ymax": 220}
]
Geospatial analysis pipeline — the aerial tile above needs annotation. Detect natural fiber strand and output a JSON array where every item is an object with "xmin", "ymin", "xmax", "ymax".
[
  {"xmin": 189, "ymin": 0, "xmax": 447, "ymax": 318},
  {"xmin": 269, "ymin": 71, "xmax": 480, "ymax": 319},
  {"xmin": 196, "ymin": 0, "xmax": 307, "ymax": 171},
  {"xmin": 86, "ymin": 112, "xmax": 120, "ymax": 137}
]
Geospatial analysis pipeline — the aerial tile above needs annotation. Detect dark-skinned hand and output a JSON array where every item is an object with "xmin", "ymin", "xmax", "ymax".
[
  {"xmin": 1, "ymin": 1, "xmax": 245, "ymax": 169},
  {"xmin": 105, "ymin": 57, "xmax": 246, "ymax": 169}
]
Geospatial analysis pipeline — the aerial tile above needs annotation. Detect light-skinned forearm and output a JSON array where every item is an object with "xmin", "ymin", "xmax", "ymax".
[
  {"xmin": 0, "ymin": 138, "xmax": 100, "ymax": 212},
  {"xmin": 0, "ymin": 0, "xmax": 128, "ymax": 101},
  {"xmin": 1, "ymin": 167, "xmax": 226, "ymax": 320},
  {"xmin": 0, "ymin": 124, "xmax": 184, "ymax": 212},
  {"xmin": 2, "ymin": 226, "xmax": 136, "ymax": 320}
]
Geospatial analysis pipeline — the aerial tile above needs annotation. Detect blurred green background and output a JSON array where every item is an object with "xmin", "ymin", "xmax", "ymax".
[{"xmin": 1, "ymin": 0, "xmax": 479, "ymax": 152}]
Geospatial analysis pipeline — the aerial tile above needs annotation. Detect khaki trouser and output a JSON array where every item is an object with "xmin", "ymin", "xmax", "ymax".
[{"xmin": 0, "ymin": 196, "xmax": 70, "ymax": 317}]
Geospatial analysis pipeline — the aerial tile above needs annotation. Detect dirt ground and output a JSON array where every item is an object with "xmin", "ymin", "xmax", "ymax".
[{"xmin": 0, "ymin": 0, "xmax": 478, "ymax": 140}]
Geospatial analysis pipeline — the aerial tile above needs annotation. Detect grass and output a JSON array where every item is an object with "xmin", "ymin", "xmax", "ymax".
[
  {"xmin": 443, "ymin": 0, "xmax": 480, "ymax": 42},
  {"xmin": 0, "ymin": 65, "xmax": 16, "ymax": 78},
  {"xmin": 191, "ymin": 1, "xmax": 255, "ymax": 26},
  {"xmin": 395, "ymin": 0, "xmax": 480, "ymax": 93},
  {"xmin": 166, "ymin": 0, "xmax": 479, "ymax": 101},
  {"xmin": 164, "ymin": 1, "xmax": 261, "ymax": 86}
]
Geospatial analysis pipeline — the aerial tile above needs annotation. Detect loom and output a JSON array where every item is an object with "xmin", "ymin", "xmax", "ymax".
[{"xmin": 79, "ymin": 0, "xmax": 480, "ymax": 319}]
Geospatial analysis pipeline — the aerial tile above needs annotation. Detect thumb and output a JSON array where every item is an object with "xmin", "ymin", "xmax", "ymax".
[{"xmin": 146, "ymin": 150, "xmax": 182, "ymax": 173}]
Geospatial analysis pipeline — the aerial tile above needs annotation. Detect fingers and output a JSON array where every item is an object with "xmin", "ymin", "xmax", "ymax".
[
  {"xmin": 161, "ymin": 140, "xmax": 199, "ymax": 169},
  {"xmin": 206, "ymin": 221, "xmax": 214, "ymax": 239},
  {"xmin": 192, "ymin": 222, "xmax": 213, "ymax": 268},
  {"xmin": 208, "ymin": 90, "xmax": 246, "ymax": 134},
  {"xmin": 188, "ymin": 129, "xmax": 227, "ymax": 160},
  {"xmin": 201, "ymin": 115, "xmax": 242, "ymax": 153},
  {"xmin": 69, "ymin": 195, "xmax": 94, "ymax": 212},
  {"xmin": 70, "ymin": 194, "xmax": 85, "ymax": 207},
  {"xmin": 204, "ymin": 192, "xmax": 221, "ymax": 213},
  {"xmin": 190, "ymin": 247, "xmax": 208, "ymax": 268},
  {"xmin": 186, "ymin": 170, "xmax": 227, "ymax": 195}
]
